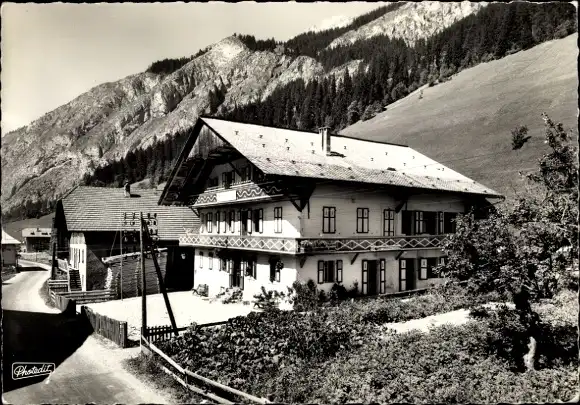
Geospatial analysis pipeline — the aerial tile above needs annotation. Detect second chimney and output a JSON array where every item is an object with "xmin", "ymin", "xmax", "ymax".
[{"xmin": 319, "ymin": 126, "xmax": 331, "ymax": 156}]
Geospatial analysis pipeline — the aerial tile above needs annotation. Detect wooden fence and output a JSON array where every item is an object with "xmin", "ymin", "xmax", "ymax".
[
  {"xmin": 81, "ymin": 305, "xmax": 128, "ymax": 348},
  {"xmin": 145, "ymin": 320, "xmax": 230, "ymax": 344},
  {"xmin": 141, "ymin": 336, "xmax": 270, "ymax": 404},
  {"xmin": 62, "ymin": 289, "xmax": 116, "ymax": 305}
]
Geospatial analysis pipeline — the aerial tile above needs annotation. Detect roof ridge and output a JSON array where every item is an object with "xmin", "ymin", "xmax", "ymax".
[{"xmin": 200, "ymin": 115, "xmax": 409, "ymax": 147}]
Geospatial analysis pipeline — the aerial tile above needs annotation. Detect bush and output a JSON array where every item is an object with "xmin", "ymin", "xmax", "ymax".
[
  {"xmin": 253, "ymin": 286, "xmax": 285, "ymax": 312},
  {"xmin": 289, "ymin": 280, "xmax": 319, "ymax": 312}
]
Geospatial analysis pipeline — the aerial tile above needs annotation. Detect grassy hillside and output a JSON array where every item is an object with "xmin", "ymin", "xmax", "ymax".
[
  {"xmin": 341, "ymin": 34, "xmax": 578, "ymax": 199},
  {"xmin": 2, "ymin": 214, "xmax": 54, "ymax": 243}
]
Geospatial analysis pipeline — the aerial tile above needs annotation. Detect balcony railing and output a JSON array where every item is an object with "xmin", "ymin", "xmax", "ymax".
[
  {"xmin": 180, "ymin": 232, "xmax": 450, "ymax": 254},
  {"xmin": 180, "ymin": 233, "xmax": 298, "ymax": 254},
  {"xmin": 190, "ymin": 181, "xmax": 286, "ymax": 207}
]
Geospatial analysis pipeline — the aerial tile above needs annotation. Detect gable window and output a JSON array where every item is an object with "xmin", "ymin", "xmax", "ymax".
[
  {"xmin": 208, "ymin": 252, "xmax": 213, "ymax": 270},
  {"xmin": 356, "ymin": 208, "xmax": 369, "ymax": 233},
  {"xmin": 240, "ymin": 166, "xmax": 252, "ymax": 183},
  {"xmin": 206, "ymin": 212, "xmax": 213, "ymax": 233},
  {"xmin": 229, "ymin": 210, "xmax": 235, "ymax": 233},
  {"xmin": 274, "ymin": 207, "xmax": 283, "ymax": 233},
  {"xmin": 222, "ymin": 172, "xmax": 234, "ymax": 189},
  {"xmin": 322, "ymin": 207, "xmax": 336, "ymax": 233},
  {"xmin": 253, "ymin": 209, "xmax": 263, "ymax": 233},
  {"xmin": 317, "ymin": 260, "xmax": 343, "ymax": 284},
  {"xmin": 383, "ymin": 209, "xmax": 395, "ymax": 236}
]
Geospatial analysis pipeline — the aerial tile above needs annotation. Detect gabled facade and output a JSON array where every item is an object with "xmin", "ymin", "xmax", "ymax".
[
  {"xmin": 21, "ymin": 227, "xmax": 52, "ymax": 252},
  {"xmin": 159, "ymin": 117, "xmax": 503, "ymax": 300},
  {"xmin": 53, "ymin": 186, "xmax": 199, "ymax": 292}
]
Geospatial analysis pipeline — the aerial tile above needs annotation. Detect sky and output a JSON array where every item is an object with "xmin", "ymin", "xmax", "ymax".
[{"xmin": 0, "ymin": 2, "xmax": 384, "ymax": 135}]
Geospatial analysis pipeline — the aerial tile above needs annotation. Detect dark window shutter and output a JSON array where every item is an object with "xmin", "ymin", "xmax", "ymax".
[
  {"xmin": 361, "ymin": 260, "xmax": 368, "ymax": 295},
  {"xmin": 318, "ymin": 261, "xmax": 324, "ymax": 284},
  {"xmin": 379, "ymin": 259, "xmax": 386, "ymax": 294},
  {"xmin": 402, "ymin": 211, "xmax": 412, "ymax": 235}
]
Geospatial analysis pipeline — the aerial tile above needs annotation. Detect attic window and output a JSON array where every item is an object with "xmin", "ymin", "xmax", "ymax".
[
  {"xmin": 262, "ymin": 144, "xmax": 266, "ymax": 148},
  {"xmin": 285, "ymin": 138, "xmax": 288, "ymax": 143},
  {"xmin": 259, "ymin": 134, "xmax": 263, "ymax": 138}
]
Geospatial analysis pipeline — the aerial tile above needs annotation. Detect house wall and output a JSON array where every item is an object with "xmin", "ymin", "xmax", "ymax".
[
  {"xmin": 2, "ymin": 245, "xmax": 19, "ymax": 267},
  {"xmin": 303, "ymin": 184, "xmax": 467, "ymax": 238},
  {"xmin": 69, "ymin": 232, "xmax": 88, "ymax": 290},
  {"xmin": 25, "ymin": 237, "xmax": 51, "ymax": 252},
  {"xmin": 199, "ymin": 199, "xmax": 301, "ymax": 238}
]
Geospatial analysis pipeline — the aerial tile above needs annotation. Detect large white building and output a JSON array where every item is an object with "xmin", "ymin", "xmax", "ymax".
[{"xmin": 159, "ymin": 116, "xmax": 503, "ymax": 301}]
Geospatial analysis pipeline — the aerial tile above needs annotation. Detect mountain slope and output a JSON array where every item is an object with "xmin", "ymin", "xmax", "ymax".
[
  {"xmin": 328, "ymin": 1, "xmax": 486, "ymax": 48},
  {"xmin": 340, "ymin": 34, "xmax": 578, "ymax": 198},
  {"xmin": 1, "ymin": 36, "xmax": 315, "ymax": 215}
]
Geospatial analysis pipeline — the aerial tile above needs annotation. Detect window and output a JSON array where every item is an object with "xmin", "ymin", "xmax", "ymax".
[
  {"xmin": 322, "ymin": 207, "xmax": 336, "ymax": 233},
  {"xmin": 402, "ymin": 210, "xmax": 412, "ymax": 235},
  {"xmin": 206, "ymin": 213, "xmax": 213, "ymax": 233},
  {"xmin": 383, "ymin": 209, "xmax": 395, "ymax": 236},
  {"xmin": 216, "ymin": 212, "xmax": 221, "ymax": 234},
  {"xmin": 245, "ymin": 258, "xmax": 257, "ymax": 279},
  {"xmin": 229, "ymin": 211, "xmax": 235, "ymax": 233},
  {"xmin": 356, "ymin": 208, "xmax": 369, "ymax": 233},
  {"xmin": 247, "ymin": 210, "xmax": 253, "ymax": 234},
  {"xmin": 253, "ymin": 209, "xmax": 263, "ymax": 233},
  {"xmin": 200, "ymin": 213, "xmax": 206, "ymax": 232},
  {"xmin": 208, "ymin": 253, "xmax": 213, "ymax": 270},
  {"xmin": 240, "ymin": 166, "xmax": 252, "ymax": 183},
  {"xmin": 269, "ymin": 260, "xmax": 281, "ymax": 282},
  {"xmin": 424, "ymin": 212, "xmax": 437, "ymax": 234},
  {"xmin": 199, "ymin": 252, "xmax": 204, "ymax": 269},
  {"xmin": 444, "ymin": 212, "xmax": 458, "ymax": 233},
  {"xmin": 220, "ymin": 258, "xmax": 227, "ymax": 272},
  {"xmin": 222, "ymin": 172, "xmax": 234, "ymax": 189},
  {"xmin": 317, "ymin": 260, "xmax": 343, "ymax": 284},
  {"xmin": 419, "ymin": 257, "xmax": 441, "ymax": 279},
  {"xmin": 414, "ymin": 211, "xmax": 425, "ymax": 234},
  {"xmin": 221, "ymin": 211, "xmax": 227, "ymax": 233},
  {"xmin": 274, "ymin": 207, "xmax": 283, "ymax": 233}
]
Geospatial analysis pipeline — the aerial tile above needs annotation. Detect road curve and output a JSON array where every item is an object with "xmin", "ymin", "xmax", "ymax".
[{"xmin": 2, "ymin": 260, "xmax": 169, "ymax": 404}]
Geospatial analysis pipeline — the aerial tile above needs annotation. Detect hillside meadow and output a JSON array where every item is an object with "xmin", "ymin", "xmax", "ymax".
[{"xmin": 341, "ymin": 34, "xmax": 578, "ymax": 199}]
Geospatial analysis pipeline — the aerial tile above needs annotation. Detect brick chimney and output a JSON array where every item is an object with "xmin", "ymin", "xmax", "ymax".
[{"xmin": 319, "ymin": 126, "xmax": 331, "ymax": 156}]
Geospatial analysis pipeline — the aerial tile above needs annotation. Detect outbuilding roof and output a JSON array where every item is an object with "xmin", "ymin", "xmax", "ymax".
[
  {"xmin": 22, "ymin": 228, "xmax": 52, "ymax": 238},
  {"xmin": 61, "ymin": 186, "xmax": 199, "ymax": 240},
  {"xmin": 2, "ymin": 230, "xmax": 21, "ymax": 245},
  {"xmin": 198, "ymin": 117, "xmax": 502, "ymax": 197}
]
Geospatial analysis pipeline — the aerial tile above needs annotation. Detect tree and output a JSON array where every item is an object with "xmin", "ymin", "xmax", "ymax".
[
  {"xmin": 440, "ymin": 114, "xmax": 578, "ymax": 370},
  {"xmin": 511, "ymin": 125, "xmax": 531, "ymax": 150}
]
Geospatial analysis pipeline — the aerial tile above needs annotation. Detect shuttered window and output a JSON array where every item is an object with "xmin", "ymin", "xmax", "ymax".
[
  {"xmin": 199, "ymin": 252, "xmax": 204, "ymax": 269},
  {"xmin": 322, "ymin": 207, "xmax": 336, "ymax": 233},
  {"xmin": 383, "ymin": 209, "xmax": 395, "ymax": 236},
  {"xmin": 419, "ymin": 258, "xmax": 428, "ymax": 280},
  {"xmin": 253, "ymin": 209, "xmax": 263, "ymax": 233},
  {"xmin": 208, "ymin": 253, "xmax": 213, "ymax": 270},
  {"xmin": 206, "ymin": 213, "xmax": 213, "ymax": 233},
  {"xmin": 356, "ymin": 208, "xmax": 369, "ymax": 233},
  {"xmin": 318, "ymin": 260, "xmax": 341, "ymax": 284},
  {"xmin": 379, "ymin": 259, "xmax": 386, "ymax": 294},
  {"xmin": 229, "ymin": 211, "xmax": 235, "ymax": 233},
  {"xmin": 274, "ymin": 207, "xmax": 283, "ymax": 233},
  {"xmin": 414, "ymin": 211, "xmax": 425, "ymax": 234}
]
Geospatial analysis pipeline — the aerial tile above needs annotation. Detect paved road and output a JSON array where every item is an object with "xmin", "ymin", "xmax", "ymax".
[{"xmin": 2, "ymin": 260, "xmax": 169, "ymax": 404}]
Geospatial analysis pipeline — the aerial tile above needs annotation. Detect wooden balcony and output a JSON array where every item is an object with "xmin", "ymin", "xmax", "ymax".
[
  {"xmin": 189, "ymin": 181, "xmax": 286, "ymax": 207},
  {"xmin": 180, "ymin": 232, "xmax": 449, "ymax": 255}
]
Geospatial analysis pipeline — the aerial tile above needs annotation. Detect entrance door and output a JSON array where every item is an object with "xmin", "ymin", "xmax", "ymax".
[
  {"xmin": 229, "ymin": 258, "xmax": 244, "ymax": 289},
  {"xmin": 399, "ymin": 259, "xmax": 416, "ymax": 291},
  {"xmin": 362, "ymin": 260, "xmax": 380, "ymax": 295}
]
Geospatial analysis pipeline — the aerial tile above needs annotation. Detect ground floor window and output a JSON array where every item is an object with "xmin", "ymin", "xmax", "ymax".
[
  {"xmin": 419, "ymin": 257, "xmax": 445, "ymax": 279},
  {"xmin": 317, "ymin": 260, "xmax": 343, "ymax": 284},
  {"xmin": 208, "ymin": 252, "xmax": 213, "ymax": 270},
  {"xmin": 269, "ymin": 259, "xmax": 281, "ymax": 282}
]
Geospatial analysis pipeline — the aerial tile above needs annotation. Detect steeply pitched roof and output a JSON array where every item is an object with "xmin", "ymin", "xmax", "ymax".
[
  {"xmin": 2, "ymin": 229, "xmax": 21, "ymax": 245},
  {"xmin": 61, "ymin": 186, "xmax": 199, "ymax": 240},
  {"xmin": 22, "ymin": 228, "xmax": 52, "ymax": 238},
  {"xmin": 198, "ymin": 117, "xmax": 502, "ymax": 197}
]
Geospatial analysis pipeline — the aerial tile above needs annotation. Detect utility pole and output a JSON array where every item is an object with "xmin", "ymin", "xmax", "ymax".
[
  {"xmin": 140, "ymin": 212, "xmax": 147, "ymax": 338},
  {"xmin": 120, "ymin": 227, "xmax": 123, "ymax": 301}
]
